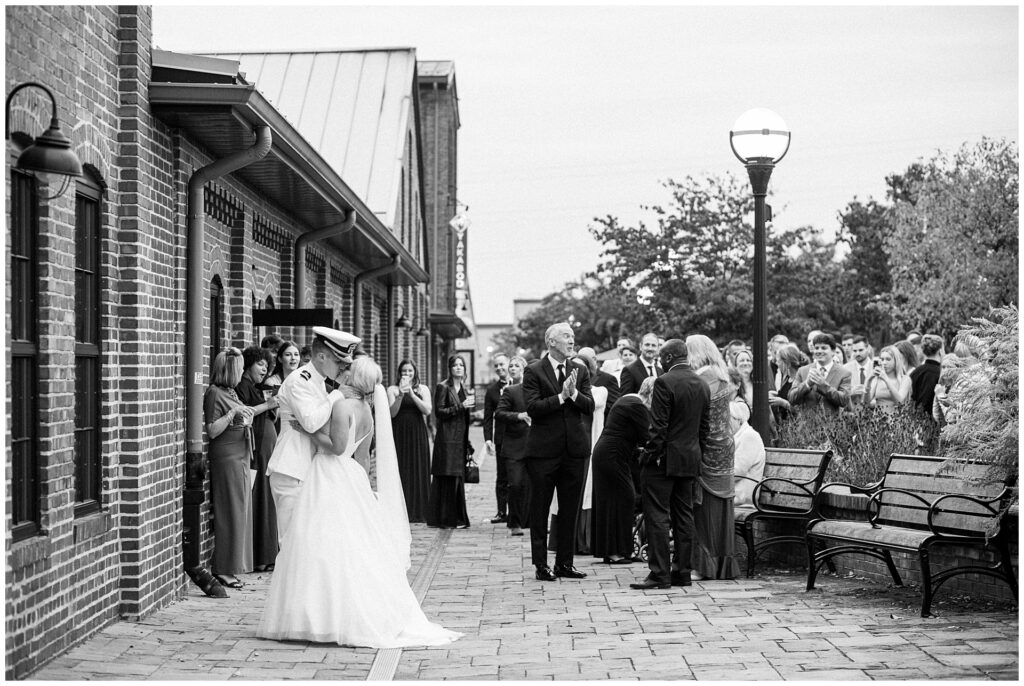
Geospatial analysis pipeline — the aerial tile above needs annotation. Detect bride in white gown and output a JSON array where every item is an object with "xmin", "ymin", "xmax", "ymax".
[{"xmin": 258, "ymin": 357, "xmax": 461, "ymax": 648}]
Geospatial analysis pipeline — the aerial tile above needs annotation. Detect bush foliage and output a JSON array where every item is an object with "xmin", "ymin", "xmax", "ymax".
[{"xmin": 774, "ymin": 404, "xmax": 940, "ymax": 485}]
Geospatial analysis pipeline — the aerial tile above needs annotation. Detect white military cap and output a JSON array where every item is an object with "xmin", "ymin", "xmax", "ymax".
[{"xmin": 311, "ymin": 326, "xmax": 361, "ymax": 361}]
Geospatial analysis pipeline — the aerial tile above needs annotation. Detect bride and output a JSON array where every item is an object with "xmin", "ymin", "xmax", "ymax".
[{"xmin": 257, "ymin": 356, "xmax": 461, "ymax": 648}]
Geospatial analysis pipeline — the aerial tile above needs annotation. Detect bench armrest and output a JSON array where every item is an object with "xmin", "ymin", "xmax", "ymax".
[
  {"xmin": 927, "ymin": 490, "xmax": 1008, "ymax": 538},
  {"xmin": 752, "ymin": 477, "xmax": 815, "ymax": 514},
  {"xmin": 865, "ymin": 487, "xmax": 934, "ymax": 528},
  {"xmin": 811, "ymin": 480, "xmax": 880, "ymax": 519},
  {"xmin": 734, "ymin": 474, "xmax": 760, "ymax": 485}
]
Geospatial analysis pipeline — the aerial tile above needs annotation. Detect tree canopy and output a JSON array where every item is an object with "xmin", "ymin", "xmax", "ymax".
[{"xmin": 491, "ymin": 138, "xmax": 1018, "ymax": 358}]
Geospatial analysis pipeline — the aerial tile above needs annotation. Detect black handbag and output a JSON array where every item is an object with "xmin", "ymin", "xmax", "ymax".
[{"xmin": 464, "ymin": 443, "xmax": 480, "ymax": 483}]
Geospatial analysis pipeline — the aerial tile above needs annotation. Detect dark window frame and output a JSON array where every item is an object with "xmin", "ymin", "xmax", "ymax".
[
  {"xmin": 73, "ymin": 178, "xmax": 103, "ymax": 516},
  {"xmin": 11, "ymin": 170, "xmax": 41, "ymax": 541}
]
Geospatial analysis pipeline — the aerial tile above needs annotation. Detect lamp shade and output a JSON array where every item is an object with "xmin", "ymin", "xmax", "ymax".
[
  {"xmin": 730, "ymin": 108, "xmax": 790, "ymax": 164},
  {"xmin": 395, "ymin": 314, "xmax": 412, "ymax": 329},
  {"xmin": 17, "ymin": 119, "xmax": 83, "ymax": 178}
]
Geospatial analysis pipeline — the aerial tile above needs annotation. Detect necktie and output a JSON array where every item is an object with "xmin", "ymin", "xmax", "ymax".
[
  {"xmin": 859, "ymin": 367, "xmax": 866, "ymax": 385},
  {"xmin": 556, "ymin": 364, "xmax": 566, "ymax": 386},
  {"xmin": 325, "ymin": 378, "xmax": 338, "ymax": 392}
]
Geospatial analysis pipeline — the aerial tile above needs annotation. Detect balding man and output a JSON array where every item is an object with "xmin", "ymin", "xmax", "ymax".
[{"xmin": 523, "ymin": 322, "xmax": 595, "ymax": 582}]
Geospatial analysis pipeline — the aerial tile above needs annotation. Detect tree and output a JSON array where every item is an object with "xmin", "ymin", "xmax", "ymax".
[
  {"xmin": 835, "ymin": 198, "xmax": 893, "ymax": 342},
  {"xmin": 885, "ymin": 138, "xmax": 1018, "ymax": 340}
]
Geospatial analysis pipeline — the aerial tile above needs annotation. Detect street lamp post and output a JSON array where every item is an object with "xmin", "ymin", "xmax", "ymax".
[{"xmin": 730, "ymin": 108, "xmax": 790, "ymax": 445}]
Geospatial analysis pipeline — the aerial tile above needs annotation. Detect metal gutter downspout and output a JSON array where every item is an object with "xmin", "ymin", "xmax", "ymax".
[
  {"xmin": 183, "ymin": 125, "xmax": 272, "ymax": 591},
  {"xmin": 294, "ymin": 210, "xmax": 357, "ymax": 308},
  {"xmin": 353, "ymin": 254, "xmax": 402, "ymax": 341}
]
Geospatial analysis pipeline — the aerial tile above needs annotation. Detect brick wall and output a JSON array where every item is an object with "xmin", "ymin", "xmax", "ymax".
[{"xmin": 7, "ymin": 7, "xmax": 437, "ymax": 677}]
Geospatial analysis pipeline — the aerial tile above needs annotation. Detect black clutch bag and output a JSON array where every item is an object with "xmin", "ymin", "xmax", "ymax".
[{"xmin": 464, "ymin": 459, "xmax": 480, "ymax": 484}]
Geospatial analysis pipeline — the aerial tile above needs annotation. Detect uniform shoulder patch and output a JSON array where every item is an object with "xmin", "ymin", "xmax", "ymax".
[{"xmin": 299, "ymin": 370, "xmax": 312, "ymax": 381}]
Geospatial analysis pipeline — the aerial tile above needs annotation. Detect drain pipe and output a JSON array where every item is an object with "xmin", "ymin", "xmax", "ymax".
[
  {"xmin": 183, "ymin": 125, "xmax": 272, "ymax": 593},
  {"xmin": 353, "ymin": 254, "xmax": 402, "ymax": 340},
  {"xmin": 294, "ymin": 210, "xmax": 357, "ymax": 308}
]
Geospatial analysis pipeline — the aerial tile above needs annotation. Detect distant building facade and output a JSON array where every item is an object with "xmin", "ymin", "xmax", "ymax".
[{"xmin": 5, "ymin": 6, "xmax": 468, "ymax": 677}]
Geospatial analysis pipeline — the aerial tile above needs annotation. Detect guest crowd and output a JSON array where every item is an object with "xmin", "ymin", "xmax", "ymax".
[{"xmin": 201, "ymin": 319, "xmax": 978, "ymax": 593}]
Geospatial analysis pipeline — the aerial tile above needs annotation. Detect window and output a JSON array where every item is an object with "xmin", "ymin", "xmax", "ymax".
[
  {"xmin": 11, "ymin": 171, "xmax": 40, "ymax": 540},
  {"xmin": 74, "ymin": 178, "xmax": 103, "ymax": 513},
  {"xmin": 210, "ymin": 276, "xmax": 224, "ymax": 367}
]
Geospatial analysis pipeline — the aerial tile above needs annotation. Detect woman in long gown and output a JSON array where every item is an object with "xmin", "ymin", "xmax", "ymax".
[
  {"xmin": 236, "ymin": 346, "xmax": 280, "ymax": 571},
  {"xmin": 387, "ymin": 359, "xmax": 433, "ymax": 523},
  {"xmin": 426, "ymin": 355, "xmax": 473, "ymax": 529},
  {"xmin": 258, "ymin": 357, "xmax": 460, "ymax": 649},
  {"xmin": 591, "ymin": 376, "xmax": 654, "ymax": 564},
  {"xmin": 685, "ymin": 335, "xmax": 741, "ymax": 581}
]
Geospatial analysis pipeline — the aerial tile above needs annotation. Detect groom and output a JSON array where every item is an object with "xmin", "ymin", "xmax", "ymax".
[
  {"xmin": 522, "ymin": 322, "xmax": 595, "ymax": 582},
  {"xmin": 266, "ymin": 326, "xmax": 360, "ymax": 542}
]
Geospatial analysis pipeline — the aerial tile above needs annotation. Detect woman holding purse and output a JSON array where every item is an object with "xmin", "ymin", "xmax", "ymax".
[{"xmin": 426, "ymin": 355, "xmax": 474, "ymax": 529}]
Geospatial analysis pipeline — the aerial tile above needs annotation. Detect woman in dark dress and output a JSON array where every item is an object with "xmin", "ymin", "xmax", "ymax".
[
  {"xmin": 769, "ymin": 343, "xmax": 805, "ymax": 425},
  {"xmin": 591, "ymin": 376, "xmax": 655, "ymax": 564},
  {"xmin": 236, "ymin": 346, "xmax": 281, "ymax": 571},
  {"xmin": 426, "ymin": 355, "xmax": 473, "ymax": 529},
  {"xmin": 387, "ymin": 359, "xmax": 433, "ymax": 523}
]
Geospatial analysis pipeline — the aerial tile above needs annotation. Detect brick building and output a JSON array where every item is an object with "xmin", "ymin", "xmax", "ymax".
[{"xmin": 5, "ymin": 6, "xmax": 471, "ymax": 677}]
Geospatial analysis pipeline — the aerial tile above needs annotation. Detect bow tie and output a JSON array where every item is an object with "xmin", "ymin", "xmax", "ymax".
[{"xmin": 325, "ymin": 378, "xmax": 339, "ymax": 392}]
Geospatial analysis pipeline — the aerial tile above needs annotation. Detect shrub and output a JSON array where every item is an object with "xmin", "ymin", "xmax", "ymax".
[
  {"xmin": 774, "ymin": 403, "xmax": 940, "ymax": 485},
  {"xmin": 940, "ymin": 305, "xmax": 1019, "ymax": 491}
]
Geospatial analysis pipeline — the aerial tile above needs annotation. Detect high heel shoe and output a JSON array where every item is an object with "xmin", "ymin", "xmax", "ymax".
[{"xmin": 603, "ymin": 556, "xmax": 633, "ymax": 565}]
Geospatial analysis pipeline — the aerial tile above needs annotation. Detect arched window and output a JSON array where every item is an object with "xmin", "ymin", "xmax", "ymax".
[{"xmin": 210, "ymin": 276, "xmax": 224, "ymax": 367}]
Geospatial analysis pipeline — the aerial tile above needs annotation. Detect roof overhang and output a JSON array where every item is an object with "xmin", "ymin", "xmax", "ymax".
[
  {"xmin": 149, "ymin": 75, "xmax": 429, "ymax": 287},
  {"xmin": 428, "ymin": 310, "xmax": 471, "ymax": 340}
]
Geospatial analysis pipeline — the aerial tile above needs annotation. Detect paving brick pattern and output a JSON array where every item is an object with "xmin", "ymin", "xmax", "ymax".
[{"xmin": 28, "ymin": 427, "xmax": 1018, "ymax": 681}]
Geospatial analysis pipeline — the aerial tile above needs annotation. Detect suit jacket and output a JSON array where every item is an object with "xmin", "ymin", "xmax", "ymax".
[
  {"xmin": 495, "ymin": 383, "xmax": 529, "ymax": 460},
  {"xmin": 642, "ymin": 364, "xmax": 710, "ymax": 478},
  {"xmin": 522, "ymin": 354, "xmax": 595, "ymax": 460},
  {"xmin": 482, "ymin": 379, "xmax": 508, "ymax": 447},
  {"xmin": 591, "ymin": 369, "xmax": 621, "ymax": 422},
  {"xmin": 619, "ymin": 357, "xmax": 660, "ymax": 396},
  {"xmin": 267, "ymin": 362, "xmax": 343, "ymax": 480},
  {"xmin": 789, "ymin": 363, "xmax": 852, "ymax": 412}
]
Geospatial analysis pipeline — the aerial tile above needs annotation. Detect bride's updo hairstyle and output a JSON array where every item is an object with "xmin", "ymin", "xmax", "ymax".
[{"xmin": 349, "ymin": 356, "xmax": 383, "ymax": 396}]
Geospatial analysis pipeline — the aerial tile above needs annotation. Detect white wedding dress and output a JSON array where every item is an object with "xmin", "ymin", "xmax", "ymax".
[{"xmin": 257, "ymin": 402, "xmax": 461, "ymax": 648}]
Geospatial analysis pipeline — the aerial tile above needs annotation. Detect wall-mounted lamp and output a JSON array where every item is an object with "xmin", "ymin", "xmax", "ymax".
[
  {"xmin": 395, "ymin": 305, "xmax": 412, "ymax": 330},
  {"xmin": 415, "ymin": 326, "xmax": 430, "ymax": 337},
  {"xmin": 5, "ymin": 82, "xmax": 83, "ymax": 200}
]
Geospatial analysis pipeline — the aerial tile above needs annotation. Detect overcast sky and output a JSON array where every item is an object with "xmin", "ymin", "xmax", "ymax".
[{"xmin": 153, "ymin": 3, "xmax": 1018, "ymax": 325}]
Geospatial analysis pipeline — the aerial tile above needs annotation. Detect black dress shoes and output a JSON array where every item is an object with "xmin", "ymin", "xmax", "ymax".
[
  {"xmin": 630, "ymin": 576, "xmax": 670, "ymax": 590},
  {"xmin": 671, "ymin": 572, "xmax": 692, "ymax": 587},
  {"xmin": 603, "ymin": 556, "xmax": 632, "ymax": 565},
  {"xmin": 535, "ymin": 565, "xmax": 557, "ymax": 581},
  {"xmin": 553, "ymin": 564, "xmax": 587, "ymax": 579},
  {"xmin": 489, "ymin": 513, "xmax": 508, "ymax": 524}
]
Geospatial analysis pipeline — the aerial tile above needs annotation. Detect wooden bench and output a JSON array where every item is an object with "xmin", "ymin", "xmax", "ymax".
[
  {"xmin": 734, "ymin": 447, "xmax": 834, "ymax": 577},
  {"xmin": 806, "ymin": 453, "xmax": 1017, "ymax": 617}
]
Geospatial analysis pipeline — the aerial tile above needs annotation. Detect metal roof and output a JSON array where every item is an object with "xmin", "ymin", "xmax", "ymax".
[
  {"xmin": 203, "ymin": 49, "xmax": 419, "ymax": 232},
  {"xmin": 149, "ymin": 50, "xmax": 428, "ymax": 286}
]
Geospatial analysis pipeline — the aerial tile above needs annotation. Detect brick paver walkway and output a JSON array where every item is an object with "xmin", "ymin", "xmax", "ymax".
[{"xmin": 28, "ymin": 426, "xmax": 1018, "ymax": 680}]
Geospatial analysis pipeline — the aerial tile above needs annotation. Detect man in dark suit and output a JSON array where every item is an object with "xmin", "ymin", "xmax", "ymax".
[
  {"xmin": 789, "ymin": 333, "xmax": 852, "ymax": 413},
  {"xmin": 578, "ymin": 347, "xmax": 619, "ymax": 421},
  {"xmin": 495, "ymin": 355, "xmax": 531, "ymax": 536},
  {"xmin": 522, "ymin": 322, "xmax": 595, "ymax": 581},
  {"xmin": 619, "ymin": 332, "xmax": 661, "ymax": 395},
  {"xmin": 483, "ymin": 352, "xmax": 511, "ymax": 524},
  {"xmin": 630, "ymin": 338, "xmax": 710, "ymax": 590}
]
